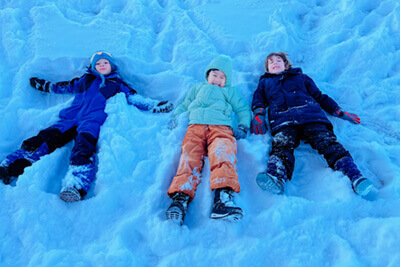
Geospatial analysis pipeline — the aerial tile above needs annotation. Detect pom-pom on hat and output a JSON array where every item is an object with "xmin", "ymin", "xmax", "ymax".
[{"xmin": 90, "ymin": 51, "xmax": 117, "ymax": 72}]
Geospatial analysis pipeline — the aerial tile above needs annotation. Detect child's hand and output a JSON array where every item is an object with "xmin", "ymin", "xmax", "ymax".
[
  {"xmin": 153, "ymin": 100, "xmax": 173, "ymax": 113},
  {"xmin": 251, "ymin": 108, "xmax": 267, "ymax": 135},
  {"xmin": 234, "ymin": 125, "xmax": 248, "ymax": 140},
  {"xmin": 168, "ymin": 117, "xmax": 178, "ymax": 130},
  {"xmin": 30, "ymin": 77, "xmax": 51, "ymax": 92},
  {"xmin": 333, "ymin": 110, "xmax": 361, "ymax": 124}
]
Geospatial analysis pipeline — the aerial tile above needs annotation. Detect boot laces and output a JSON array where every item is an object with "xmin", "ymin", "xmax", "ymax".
[{"xmin": 173, "ymin": 193, "xmax": 189, "ymax": 209}]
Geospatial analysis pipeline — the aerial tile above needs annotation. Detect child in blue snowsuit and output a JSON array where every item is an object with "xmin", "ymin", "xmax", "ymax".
[
  {"xmin": 251, "ymin": 52, "xmax": 375, "ymax": 197},
  {"xmin": 0, "ymin": 51, "xmax": 173, "ymax": 202}
]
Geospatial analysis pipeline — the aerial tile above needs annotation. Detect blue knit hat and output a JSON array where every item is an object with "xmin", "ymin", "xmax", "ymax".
[{"xmin": 90, "ymin": 51, "xmax": 117, "ymax": 72}]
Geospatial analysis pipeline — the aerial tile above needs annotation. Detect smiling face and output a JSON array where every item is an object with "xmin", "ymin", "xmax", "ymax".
[
  {"xmin": 207, "ymin": 70, "xmax": 226, "ymax": 88},
  {"xmin": 95, "ymin": 59, "xmax": 112, "ymax": 75},
  {"xmin": 267, "ymin": 55, "xmax": 286, "ymax": 74}
]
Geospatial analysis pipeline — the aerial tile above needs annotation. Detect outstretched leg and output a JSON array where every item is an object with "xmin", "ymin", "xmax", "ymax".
[
  {"xmin": 60, "ymin": 132, "xmax": 98, "ymax": 202},
  {"xmin": 303, "ymin": 123, "xmax": 374, "ymax": 196},
  {"xmin": 0, "ymin": 127, "xmax": 76, "ymax": 184},
  {"xmin": 167, "ymin": 124, "xmax": 207, "ymax": 200},
  {"xmin": 257, "ymin": 127, "xmax": 299, "ymax": 194}
]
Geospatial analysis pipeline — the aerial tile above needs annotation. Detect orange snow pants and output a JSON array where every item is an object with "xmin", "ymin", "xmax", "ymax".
[{"xmin": 167, "ymin": 124, "xmax": 240, "ymax": 200}]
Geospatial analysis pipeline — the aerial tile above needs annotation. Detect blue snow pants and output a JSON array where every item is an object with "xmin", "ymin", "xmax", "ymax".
[
  {"xmin": 0, "ymin": 126, "xmax": 97, "ymax": 195},
  {"xmin": 267, "ymin": 123, "xmax": 362, "ymax": 182}
]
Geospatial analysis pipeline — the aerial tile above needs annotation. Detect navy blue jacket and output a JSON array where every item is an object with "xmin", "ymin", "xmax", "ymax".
[
  {"xmin": 252, "ymin": 68, "xmax": 340, "ymax": 134},
  {"xmin": 49, "ymin": 68, "xmax": 152, "ymax": 139}
]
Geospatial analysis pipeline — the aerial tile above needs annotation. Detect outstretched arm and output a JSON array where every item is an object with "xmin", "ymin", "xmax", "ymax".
[
  {"xmin": 121, "ymin": 84, "xmax": 173, "ymax": 113},
  {"xmin": 30, "ymin": 75, "xmax": 85, "ymax": 94},
  {"xmin": 304, "ymin": 75, "xmax": 360, "ymax": 125}
]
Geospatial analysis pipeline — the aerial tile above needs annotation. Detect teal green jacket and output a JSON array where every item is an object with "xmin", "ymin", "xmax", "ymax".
[{"xmin": 174, "ymin": 55, "xmax": 251, "ymax": 128}]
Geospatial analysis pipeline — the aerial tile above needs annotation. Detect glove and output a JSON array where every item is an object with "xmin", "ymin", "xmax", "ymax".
[
  {"xmin": 153, "ymin": 100, "xmax": 173, "ymax": 113},
  {"xmin": 168, "ymin": 117, "xmax": 178, "ymax": 130},
  {"xmin": 234, "ymin": 125, "xmax": 248, "ymax": 140},
  {"xmin": 250, "ymin": 107, "xmax": 267, "ymax": 135},
  {"xmin": 333, "ymin": 110, "xmax": 360, "ymax": 124},
  {"xmin": 30, "ymin": 77, "xmax": 52, "ymax": 92}
]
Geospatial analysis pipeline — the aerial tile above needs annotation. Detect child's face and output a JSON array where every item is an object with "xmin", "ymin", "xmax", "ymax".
[
  {"xmin": 95, "ymin": 59, "xmax": 112, "ymax": 75},
  {"xmin": 207, "ymin": 70, "xmax": 226, "ymax": 88},
  {"xmin": 268, "ymin": 55, "xmax": 286, "ymax": 74}
]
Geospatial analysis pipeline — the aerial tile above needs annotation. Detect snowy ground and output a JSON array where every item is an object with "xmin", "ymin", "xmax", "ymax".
[{"xmin": 0, "ymin": 0, "xmax": 400, "ymax": 266}]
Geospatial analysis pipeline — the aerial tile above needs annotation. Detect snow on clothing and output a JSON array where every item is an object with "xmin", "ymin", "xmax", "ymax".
[
  {"xmin": 0, "ymin": 67, "xmax": 160, "ymax": 195},
  {"xmin": 267, "ymin": 124, "xmax": 362, "ymax": 182},
  {"xmin": 252, "ymin": 68, "xmax": 340, "ymax": 135},
  {"xmin": 167, "ymin": 124, "xmax": 239, "ymax": 200},
  {"xmin": 251, "ymin": 67, "xmax": 363, "ymax": 182},
  {"xmin": 168, "ymin": 55, "xmax": 251, "ymax": 200}
]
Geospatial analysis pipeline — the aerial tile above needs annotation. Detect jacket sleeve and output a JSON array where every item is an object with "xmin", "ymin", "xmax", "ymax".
[
  {"xmin": 173, "ymin": 84, "xmax": 199, "ymax": 117},
  {"xmin": 304, "ymin": 75, "xmax": 340, "ymax": 114},
  {"xmin": 251, "ymin": 79, "xmax": 267, "ymax": 111},
  {"xmin": 119, "ymin": 83, "xmax": 160, "ymax": 111},
  {"xmin": 50, "ymin": 75, "xmax": 87, "ymax": 94},
  {"xmin": 227, "ymin": 86, "xmax": 251, "ymax": 128}
]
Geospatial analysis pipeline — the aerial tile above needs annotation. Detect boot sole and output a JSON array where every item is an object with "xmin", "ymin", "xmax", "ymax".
[
  {"xmin": 256, "ymin": 172, "xmax": 284, "ymax": 194},
  {"xmin": 210, "ymin": 211, "xmax": 243, "ymax": 222},
  {"xmin": 59, "ymin": 188, "xmax": 81, "ymax": 202},
  {"xmin": 354, "ymin": 179, "xmax": 374, "ymax": 197}
]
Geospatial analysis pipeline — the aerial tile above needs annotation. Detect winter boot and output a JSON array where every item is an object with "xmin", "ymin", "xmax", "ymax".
[
  {"xmin": 59, "ymin": 187, "xmax": 82, "ymax": 202},
  {"xmin": 211, "ymin": 188, "xmax": 243, "ymax": 222},
  {"xmin": 166, "ymin": 192, "xmax": 190, "ymax": 225},
  {"xmin": 0, "ymin": 166, "xmax": 14, "ymax": 185},
  {"xmin": 352, "ymin": 177, "xmax": 374, "ymax": 197},
  {"xmin": 256, "ymin": 172, "xmax": 285, "ymax": 194}
]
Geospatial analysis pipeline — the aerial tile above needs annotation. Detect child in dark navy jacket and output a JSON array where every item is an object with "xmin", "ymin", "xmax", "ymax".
[
  {"xmin": 251, "ymin": 52, "xmax": 375, "ymax": 197},
  {"xmin": 0, "ymin": 51, "xmax": 173, "ymax": 202}
]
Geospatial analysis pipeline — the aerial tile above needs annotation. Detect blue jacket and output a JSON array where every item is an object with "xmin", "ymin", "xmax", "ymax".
[
  {"xmin": 49, "ymin": 68, "xmax": 155, "ymax": 138},
  {"xmin": 252, "ymin": 68, "xmax": 340, "ymax": 134}
]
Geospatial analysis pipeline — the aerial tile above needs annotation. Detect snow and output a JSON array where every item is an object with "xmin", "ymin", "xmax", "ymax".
[{"xmin": 1, "ymin": 0, "xmax": 400, "ymax": 266}]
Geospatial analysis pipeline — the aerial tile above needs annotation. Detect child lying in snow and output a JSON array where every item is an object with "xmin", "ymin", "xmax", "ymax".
[
  {"xmin": 0, "ymin": 51, "xmax": 173, "ymax": 202},
  {"xmin": 251, "ymin": 52, "xmax": 376, "ymax": 197},
  {"xmin": 166, "ymin": 55, "xmax": 251, "ymax": 224}
]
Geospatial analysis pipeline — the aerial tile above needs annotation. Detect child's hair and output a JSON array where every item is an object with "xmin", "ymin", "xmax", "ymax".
[
  {"xmin": 264, "ymin": 52, "xmax": 292, "ymax": 73},
  {"xmin": 206, "ymin": 68, "xmax": 219, "ymax": 78}
]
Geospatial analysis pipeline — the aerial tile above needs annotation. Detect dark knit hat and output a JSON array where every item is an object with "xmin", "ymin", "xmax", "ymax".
[{"xmin": 90, "ymin": 51, "xmax": 117, "ymax": 72}]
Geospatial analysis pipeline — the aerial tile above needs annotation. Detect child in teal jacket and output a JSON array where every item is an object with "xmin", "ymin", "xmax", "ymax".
[{"xmin": 166, "ymin": 55, "xmax": 251, "ymax": 224}]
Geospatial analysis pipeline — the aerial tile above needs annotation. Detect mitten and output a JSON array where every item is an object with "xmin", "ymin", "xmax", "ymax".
[
  {"xmin": 234, "ymin": 125, "xmax": 248, "ymax": 140},
  {"xmin": 153, "ymin": 100, "xmax": 173, "ymax": 113},
  {"xmin": 30, "ymin": 77, "xmax": 52, "ymax": 92},
  {"xmin": 333, "ymin": 110, "xmax": 360, "ymax": 124},
  {"xmin": 168, "ymin": 116, "xmax": 178, "ymax": 130},
  {"xmin": 250, "ymin": 107, "xmax": 267, "ymax": 135}
]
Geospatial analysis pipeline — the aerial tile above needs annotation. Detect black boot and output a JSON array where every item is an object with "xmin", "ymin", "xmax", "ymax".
[
  {"xmin": 211, "ymin": 188, "xmax": 243, "ymax": 222},
  {"xmin": 166, "ymin": 192, "xmax": 190, "ymax": 225},
  {"xmin": 0, "ymin": 166, "xmax": 12, "ymax": 184}
]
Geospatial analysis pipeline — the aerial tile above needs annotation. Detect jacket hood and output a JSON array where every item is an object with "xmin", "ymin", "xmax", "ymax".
[
  {"xmin": 259, "ymin": 67, "xmax": 303, "ymax": 81},
  {"xmin": 205, "ymin": 55, "xmax": 232, "ymax": 86}
]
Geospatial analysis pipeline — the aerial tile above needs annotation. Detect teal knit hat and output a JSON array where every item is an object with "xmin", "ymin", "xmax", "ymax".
[
  {"xmin": 205, "ymin": 55, "xmax": 232, "ymax": 86},
  {"xmin": 90, "ymin": 51, "xmax": 117, "ymax": 72}
]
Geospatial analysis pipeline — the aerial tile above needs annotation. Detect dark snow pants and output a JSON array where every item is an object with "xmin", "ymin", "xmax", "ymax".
[
  {"xmin": 267, "ymin": 123, "xmax": 362, "ymax": 182},
  {"xmin": 0, "ymin": 126, "xmax": 97, "ymax": 189}
]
